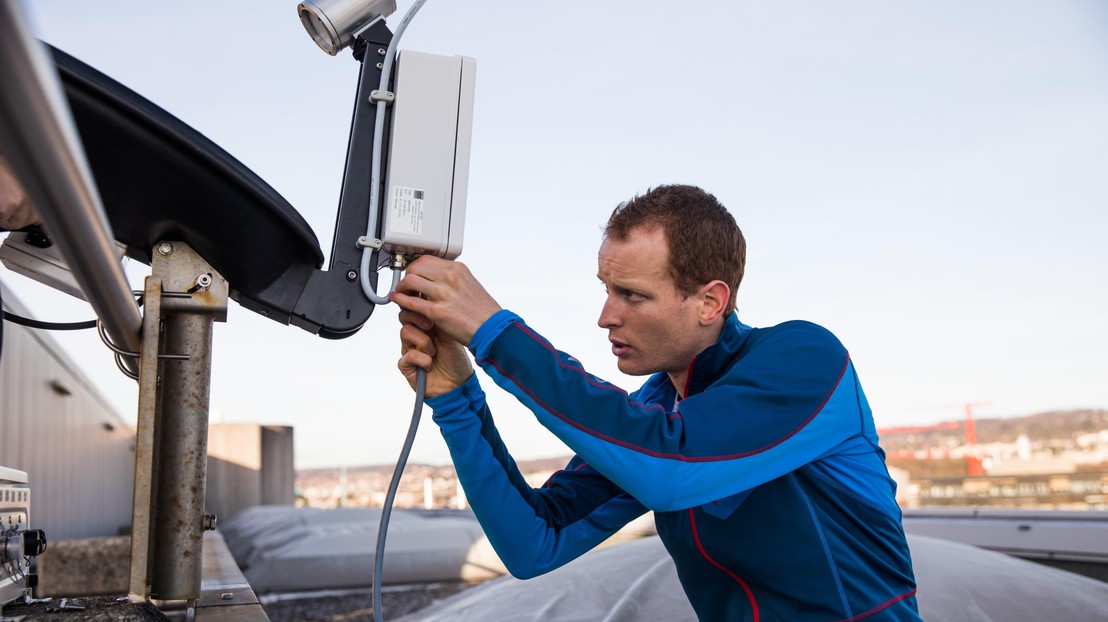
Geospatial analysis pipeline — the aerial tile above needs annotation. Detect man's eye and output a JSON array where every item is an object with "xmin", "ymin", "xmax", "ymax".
[{"xmin": 624, "ymin": 290, "xmax": 644, "ymax": 300}]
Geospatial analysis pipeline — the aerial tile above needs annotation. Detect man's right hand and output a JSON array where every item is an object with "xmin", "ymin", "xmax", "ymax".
[
  {"xmin": 398, "ymin": 309, "xmax": 474, "ymax": 399},
  {"xmin": 390, "ymin": 256, "xmax": 501, "ymax": 346}
]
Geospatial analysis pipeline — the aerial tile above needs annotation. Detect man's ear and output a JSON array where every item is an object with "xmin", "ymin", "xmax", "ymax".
[{"xmin": 698, "ymin": 280, "xmax": 731, "ymax": 326}]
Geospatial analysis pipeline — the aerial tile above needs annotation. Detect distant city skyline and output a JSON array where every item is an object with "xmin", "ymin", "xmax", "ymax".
[
  {"xmin": 2, "ymin": 1, "xmax": 1106, "ymax": 468},
  {"xmin": 295, "ymin": 408, "xmax": 1108, "ymax": 512}
]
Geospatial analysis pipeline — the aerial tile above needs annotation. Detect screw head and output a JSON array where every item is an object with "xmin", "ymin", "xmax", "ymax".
[
  {"xmin": 376, "ymin": 62, "xmax": 384, "ymax": 70},
  {"xmin": 157, "ymin": 242, "xmax": 173, "ymax": 256},
  {"xmin": 377, "ymin": 48, "xmax": 386, "ymax": 56},
  {"xmin": 346, "ymin": 270, "xmax": 358, "ymax": 282}
]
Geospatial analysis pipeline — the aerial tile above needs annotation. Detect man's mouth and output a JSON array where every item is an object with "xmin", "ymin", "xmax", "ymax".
[{"xmin": 610, "ymin": 339, "xmax": 631, "ymax": 357}]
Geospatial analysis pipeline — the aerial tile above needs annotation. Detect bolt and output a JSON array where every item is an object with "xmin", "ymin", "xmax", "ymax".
[
  {"xmin": 220, "ymin": 593, "xmax": 234, "ymax": 601},
  {"xmin": 197, "ymin": 274, "xmax": 212, "ymax": 289},
  {"xmin": 157, "ymin": 242, "xmax": 174, "ymax": 256},
  {"xmin": 377, "ymin": 48, "xmax": 386, "ymax": 56},
  {"xmin": 376, "ymin": 62, "xmax": 384, "ymax": 70},
  {"xmin": 202, "ymin": 514, "xmax": 217, "ymax": 531},
  {"xmin": 346, "ymin": 270, "xmax": 358, "ymax": 282}
]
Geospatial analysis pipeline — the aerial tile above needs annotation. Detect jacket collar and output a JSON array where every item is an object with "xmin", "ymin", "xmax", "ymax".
[{"xmin": 682, "ymin": 313, "xmax": 752, "ymax": 398}]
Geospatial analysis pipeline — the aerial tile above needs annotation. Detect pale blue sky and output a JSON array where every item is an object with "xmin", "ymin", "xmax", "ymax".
[{"xmin": 4, "ymin": 1, "xmax": 1107, "ymax": 467}]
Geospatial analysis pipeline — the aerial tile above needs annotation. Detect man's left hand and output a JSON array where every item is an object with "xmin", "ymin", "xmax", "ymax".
[{"xmin": 398, "ymin": 309, "xmax": 474, "ymax": 399}]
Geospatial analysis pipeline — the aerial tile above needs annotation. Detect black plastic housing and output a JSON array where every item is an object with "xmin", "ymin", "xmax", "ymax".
[{"xmin": 51, "ymin": 22, "xmax": 395, "ymax": 339}]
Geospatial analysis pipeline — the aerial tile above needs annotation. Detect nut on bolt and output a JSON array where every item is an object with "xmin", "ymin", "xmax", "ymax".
[
  {"xmin": 187, "ymin": 273, "xmax": 213, "ymax": 294},
  {"xmin": 202, "ymin": 514, "xmax": 217, "ymax": 531},
  {"xmin": 346, "ymin": 270, "xmax": 358, "ymax": 282},
  {"xmin": 157, "ymin": 242, "xmax": 174, "ymax": 256}
]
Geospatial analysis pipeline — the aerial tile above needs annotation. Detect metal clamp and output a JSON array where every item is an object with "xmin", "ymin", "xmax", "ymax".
[
  {"xmin": 97, "ymin": 318, "xmax": 140, "ymax": 380},
  {"xmin": 369, "ymin": 89, "xmax": 395, "ymax": 104},
  {"xmin": 97, "ymin": 290, "xmax": 191, "ymax": 381}
]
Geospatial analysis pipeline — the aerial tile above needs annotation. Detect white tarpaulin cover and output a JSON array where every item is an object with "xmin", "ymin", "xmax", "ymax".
[
  {"xmin": 396, "ymin": 534, "xmax": 1108, "ymax": 622},
  {"xmin": 221, "ymin": 506, "xmax": 502, "ymax": 592},
  {"xmin": 221, "ymin": 506, "xmax": 657, "ymax": 594}
]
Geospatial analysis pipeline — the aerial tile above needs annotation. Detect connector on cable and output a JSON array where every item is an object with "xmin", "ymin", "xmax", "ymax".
[{"xmin": 389, "ymin": 252, "xmax": 409, "ymax": 271}]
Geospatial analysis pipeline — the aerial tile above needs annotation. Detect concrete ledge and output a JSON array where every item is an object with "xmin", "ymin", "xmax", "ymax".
[
  {"xmin": 36, "ymin": 536, "xmax": 130, "ymax": 597},
  {"xmin": 903, "ymin": 508, "xmax": 1108, "ymax": 563},
  {"xmin": 197, "ymin": 531, "xmax": 268, "ymax": 621},
  {"xmin": 30, "ymin": 532, "xmax": 268, "ymax": 620}
]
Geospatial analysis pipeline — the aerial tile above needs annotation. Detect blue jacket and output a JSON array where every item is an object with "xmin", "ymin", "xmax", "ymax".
[{"xmin": 427, "ymin": 310, "xmax": 920, "ymax": 621}]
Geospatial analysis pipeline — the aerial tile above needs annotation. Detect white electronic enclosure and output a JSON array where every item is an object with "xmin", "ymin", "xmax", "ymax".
[
  {"xmin": 381, "ymin": 50, "xmax": 475, "ymax": 259},
  {"xmin": 0, "ymin": 468, "xmax": 31, "ymax": 607}
]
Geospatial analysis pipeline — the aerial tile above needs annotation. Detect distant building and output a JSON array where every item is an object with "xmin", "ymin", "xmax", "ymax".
[{"xmin": 912, "ymin": 471, "xmax": 1108, "ymax": 509}]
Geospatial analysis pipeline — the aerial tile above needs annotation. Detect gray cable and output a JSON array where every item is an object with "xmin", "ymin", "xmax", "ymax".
[
  {"xmin": 374, "ymin": 366, "xmax": 425, "ymax": 622},
  {"xmin": 359, "ymin": 0, "xmax": 430, "ymax": 304}
]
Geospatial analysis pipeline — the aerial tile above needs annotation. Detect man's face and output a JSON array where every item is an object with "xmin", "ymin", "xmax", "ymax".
[{"xmin": 597, "ymin": 227, "xmax": 708, "ymax": 379}]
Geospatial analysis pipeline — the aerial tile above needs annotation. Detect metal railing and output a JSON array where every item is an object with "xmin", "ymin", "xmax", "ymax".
[{"xmin": 0, "ymin": 0, "xmax": 141, "ymax": 359}]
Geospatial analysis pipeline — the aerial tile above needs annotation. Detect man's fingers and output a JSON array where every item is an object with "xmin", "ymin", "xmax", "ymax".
[
  {"xmin": 398, "ymin": 350, "xmax": 433, "ymax": 374},
  {"xmin": 397, "ymin": 309, "xmax": 433, "ymax": 331},
  {"xmin": 404, "ymin": 255, "xmax": 450, "ymax": 281},
  {"xmin": 390, "ymin": 289, "xmax": 433, "ymax": 317},
  {"xmin": 394, "ymin": 271, "xmax": 442, "ymax": 300},
  {"xmin": 400, "ymin": 324, "xmax": 436, "ymax": 356}
]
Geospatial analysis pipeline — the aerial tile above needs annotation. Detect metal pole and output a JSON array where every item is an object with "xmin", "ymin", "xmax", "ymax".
[
  {"xmin": 0, "ymin": 0, "xmax": 142, "ymax": 355},
  {"xmin": 151, "ymin": 311, "xmax": 214, "ymax": 601},
  {"xmin": 130, "ymin": 242, "xmax": 228, "ymax": 605}
]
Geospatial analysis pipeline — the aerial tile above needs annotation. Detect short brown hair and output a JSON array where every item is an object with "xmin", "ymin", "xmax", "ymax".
[{"xmin": 605, "ymin": 185, "xmax": 745, "ymax": 315}]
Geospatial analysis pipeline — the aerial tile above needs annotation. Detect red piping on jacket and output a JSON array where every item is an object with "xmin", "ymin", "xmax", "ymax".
[
  {"xmin": 689, "ymin": 508, "xmax": 759, "ymax": 621},
  {"xmin": 831, "ymin": 588, "xmax": 918, "ymax": 622},
  {"xmin": 681, "ymin": 355, "xmax": 696, "ymax": 398},
  {"xmin": 476, "ymin": 345, "xmax": 846, "ymax": 463}
]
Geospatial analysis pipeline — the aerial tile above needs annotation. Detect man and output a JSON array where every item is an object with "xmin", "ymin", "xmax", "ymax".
[{"xmin": 393, "ymin": 185, "xmax": 920, "ymax": 621}]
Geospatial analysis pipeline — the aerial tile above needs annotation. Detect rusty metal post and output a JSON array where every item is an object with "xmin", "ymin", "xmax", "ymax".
[
  {"xmin": 151, "ymin": 313, "xmax": 214, "ymax": 601},
  {"xmin": 126, "ymin": 242, "xmax": 227, "ymax": 606}
]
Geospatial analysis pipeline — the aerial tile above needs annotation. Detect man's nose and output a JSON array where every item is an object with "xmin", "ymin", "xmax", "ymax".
[{"xmin": 598, "ymin": 296, "xmax": 620, "ymax": 329}]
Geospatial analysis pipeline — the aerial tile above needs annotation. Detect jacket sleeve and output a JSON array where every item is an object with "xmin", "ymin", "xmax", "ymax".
[
  {"xmin": 427, "ymin": 373, "xmax": 648, "ymax": 579},
  {"xmin": 469, "ymin": 310, "xmax": 865, "ymax": 512}
]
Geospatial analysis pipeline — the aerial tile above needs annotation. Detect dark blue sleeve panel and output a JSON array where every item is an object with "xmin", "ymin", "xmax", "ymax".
[
  {"xmin": 470, "ymin": 310, "xmax": 862, "ymax": 512},
  {"xmin": 427, "ymin": 373, "xmax": 648, "ymax": 579}
]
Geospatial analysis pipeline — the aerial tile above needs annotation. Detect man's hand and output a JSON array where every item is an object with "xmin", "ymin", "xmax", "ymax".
[
  {"xmin": 398, "ymin": 309, "xmax": 474, "ymax": 398},
  {"xmin": 390, "ymin": 256, "xmax": 502, "ymax": 346},
  {"xmin": 0, "ymin": 155, "xmax": 39, "ymax": 230}
]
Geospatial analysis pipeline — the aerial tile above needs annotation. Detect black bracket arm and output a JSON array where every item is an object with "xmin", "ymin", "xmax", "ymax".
[{"xmin": 236, "ymin": 23, "xmax": 395, "ymax": 339}]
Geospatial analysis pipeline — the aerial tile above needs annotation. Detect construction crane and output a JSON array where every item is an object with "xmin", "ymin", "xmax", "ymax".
[
  {"xmin": 963, "ymin": 401, "xmax": 993, "ymax": 476},
  {"xmin": 879, "ymin": 401, "xmax": 993, "ymax": 474}
]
